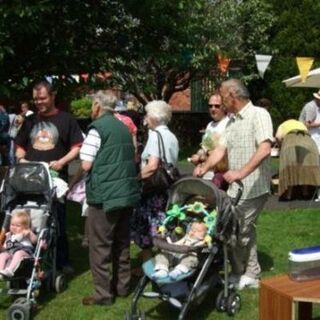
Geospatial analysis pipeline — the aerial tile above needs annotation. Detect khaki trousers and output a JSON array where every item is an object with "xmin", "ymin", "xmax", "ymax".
[
  {"xmin": 228, "ymin": 193, "xmax": 269, "ymax": 279},
  {"xmin": 87, "ymin": 205, "xmax": 132, "ymax": 300}
]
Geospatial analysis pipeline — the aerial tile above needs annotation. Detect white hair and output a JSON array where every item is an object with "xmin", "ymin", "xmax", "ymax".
[
  {"xmin": 92, "ymin": 90, "xmax": 117, "ymax": 112},
  {"xmin": 145, "ymin": 100, "xmax": 172, "ymax": 125}
]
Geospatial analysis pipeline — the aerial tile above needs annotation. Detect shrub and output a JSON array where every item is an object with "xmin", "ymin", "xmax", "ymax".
[{"xmin": 70, "ymin": 97, "xmax": 92, "ymax": 118}]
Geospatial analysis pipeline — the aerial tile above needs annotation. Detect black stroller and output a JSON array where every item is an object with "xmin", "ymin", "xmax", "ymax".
[
  {"xmin": 126, "ymin": 177, "xmax": 243, "ymax": 320},
  {"xmin": 0, "ymin": 162, "xmax": 66, "ymax": 320}
]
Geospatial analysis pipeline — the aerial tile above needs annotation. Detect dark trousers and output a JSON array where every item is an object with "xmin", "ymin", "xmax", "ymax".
[
  {"xmin": 56, "ymin": 201, "xmax": 70, "ymax": 268},
  {"xmin": 87, "ymin": 205, "xmax": 132, "ymax": 300}
]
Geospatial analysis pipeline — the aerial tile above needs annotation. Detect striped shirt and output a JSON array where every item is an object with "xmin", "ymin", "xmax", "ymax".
[
  {"xmin": 220, "ymin": 102, "xmax": 273, "ymax": 199},
  {"xmin": 80, "ymin": 129, "xmax": 101, "ymax": 162}
]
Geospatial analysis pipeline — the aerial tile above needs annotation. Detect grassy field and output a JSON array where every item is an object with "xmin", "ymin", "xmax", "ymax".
[{"xmin": 0, "ymin": 202, "xmax": 320, "ymax": 320}]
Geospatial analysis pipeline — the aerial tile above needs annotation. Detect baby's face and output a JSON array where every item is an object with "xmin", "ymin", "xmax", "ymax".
[
  {"xmin": 189, "ymin": 223, "xmax": 207, "ymax": 239},
  {"xmin": 10, "ymin": 217, "xmax": 27, "ymax": 235}
]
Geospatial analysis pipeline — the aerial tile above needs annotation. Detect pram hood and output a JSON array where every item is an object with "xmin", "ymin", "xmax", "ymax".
[
  {"xmin": 1, "ymin": 162, "xmax": 55, "ymax": 211},
  {"xmin": 164, "ymin": 177, "xmax": 239, "ymax": 245}
]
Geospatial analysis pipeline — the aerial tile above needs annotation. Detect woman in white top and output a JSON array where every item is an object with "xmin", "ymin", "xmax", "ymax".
[{"xmin": 131, "ymin": 100, "xmax": 179, "ymax": 265}]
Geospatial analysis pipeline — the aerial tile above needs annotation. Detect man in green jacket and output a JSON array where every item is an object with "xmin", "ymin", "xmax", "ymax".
[{"xmin": 80, "ymin": 90, "xmax": 140, "ymax": 306}]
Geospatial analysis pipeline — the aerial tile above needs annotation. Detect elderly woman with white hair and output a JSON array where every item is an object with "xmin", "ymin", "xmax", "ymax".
[{"xmin": 131, "ymin": 100, "xmax": 179, "ymax": 268}]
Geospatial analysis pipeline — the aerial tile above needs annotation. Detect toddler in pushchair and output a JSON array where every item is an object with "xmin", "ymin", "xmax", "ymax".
[
  {"xmin": 0, "ymin": 162, "xmax": 66, "ymax": 320},
  {"xmin": 126, "ymin": 177, "xmax": 243, "ymax": 320}
]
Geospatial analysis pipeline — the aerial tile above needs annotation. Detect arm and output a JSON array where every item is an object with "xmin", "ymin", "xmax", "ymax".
[
  {"xmin": 68, "ymin": 166, "xmax": 85, "ymax": 190},
  {"xmin": 224, "ymin": 140, "xmax": 272, "ymax": 183},
  {"xmin": 15, "ymin": 146, "xmax": 27, "ymax": 162},
  {"xmin": 81, "ymin": 160, "xmax": 93, "ymax": 172},
  {"xmin": 49, "ymin": 146, "xmax": 81, "ymax": 171},
  {"xmin": 305, "ymin": 121, "xmax": 320, "ymax": 129},
  {"xmin": 140, "ymin": 156, "xmax": 160, "ymax": 179},
  {"xmin": 193, "ymin": 145, "xmax": 226, "ymax": 177},
  {"xmin": 23, "ymin": 229, "xmax": 38, "ymax": 245}
]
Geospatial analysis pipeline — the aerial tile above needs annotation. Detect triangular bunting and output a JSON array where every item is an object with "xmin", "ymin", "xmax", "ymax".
[
  {"xmin": 296, "ymin": 57, "xmax": 314, "ymax": 83},
  {"xmin": 217, "ymin": 54, "xmax": 231, "ymax": 74},
  {"xmin": 255, "ymin": 54, "xmax": 272, "ymax": 78}
]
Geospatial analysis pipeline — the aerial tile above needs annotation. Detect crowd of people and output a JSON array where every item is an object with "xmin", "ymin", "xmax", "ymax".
[{"xmin": 0, "ymin": 77, "xmax": 319, "ymax": 307}]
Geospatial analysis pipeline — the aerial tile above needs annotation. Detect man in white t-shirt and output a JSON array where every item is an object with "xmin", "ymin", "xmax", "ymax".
[
  {"xmin": 299, "ymin": 90, "xmax": 320, "ymax": 152},
  {"xmin": 190, "ymin": 93, "xmax": 229, "ymax": 187}
]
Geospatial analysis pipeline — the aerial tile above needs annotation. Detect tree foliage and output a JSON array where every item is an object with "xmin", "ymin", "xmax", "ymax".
[
  {"xmin": 0, "ymin": 0, "xmax": 275, "ymax": 104},
  {"xmin": 253, "ymin": 0, "xmax": 320, "ymax": 128}
]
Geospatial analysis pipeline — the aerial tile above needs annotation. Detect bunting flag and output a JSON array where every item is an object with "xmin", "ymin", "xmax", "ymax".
[
  {"xmin": 217, "ymin": 54, "xmax": 231, "ymax": 74},
  {"xmin": 80, "ymin": 73, "xmax": 89, "ymax": 82},
  {"xmin": 296, "ymin": 57, "xmax": 314, "ymax": 83},
  {"xmin": 45, "ymin": 75, "xmax": 53, "ymax": 84},
  {"xmin": 71, "ymin": 74, "xmax": 80, "ymax": 83},
  {"xmin": 96, "ymin": 71, "xmax": 111, "ymax": 80},
  {"xmin": 255, "ymin": 54, "xmax": 272, "ymax": 78}
]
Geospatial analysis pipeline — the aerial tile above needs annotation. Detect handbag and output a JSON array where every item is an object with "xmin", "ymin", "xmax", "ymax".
[{"xmin": 142, "ymin": 130, "xmax": 180, "ymax": 195}]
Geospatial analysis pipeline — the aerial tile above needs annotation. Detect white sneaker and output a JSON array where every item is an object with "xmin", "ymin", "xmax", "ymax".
[
  {"xmin": 315, "ymin": 197, "xmax": 320, "ymax": 202},
  {"xmin": 238, "ymin": 275, "xmax": 259, "ymax": 290}
]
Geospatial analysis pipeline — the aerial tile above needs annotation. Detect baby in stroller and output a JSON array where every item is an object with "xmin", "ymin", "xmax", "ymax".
[
  {"xmin": 152, "ymin": 221, "xmax": 208, "ymax": 280},
  {"xmin": 0, "ymin": 210, "xmax": 37, "ymax": 278}
]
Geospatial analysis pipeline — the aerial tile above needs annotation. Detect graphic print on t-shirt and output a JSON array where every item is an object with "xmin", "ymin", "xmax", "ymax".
[{"xmin": 30, "ymin": 122, "xmax": 59, "ymax": 151}]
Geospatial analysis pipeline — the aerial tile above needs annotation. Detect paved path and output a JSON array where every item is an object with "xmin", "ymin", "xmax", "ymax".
[
  {"xmin": 69, "ymin": 161, "xmax": 320, "ymax": 210},
  {"xmin": 177, "ymin": 163, "xmax": 319, "ymax": 210}
]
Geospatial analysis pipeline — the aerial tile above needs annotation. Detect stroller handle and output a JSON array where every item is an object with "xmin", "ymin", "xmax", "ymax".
[{"xmin": 233, "ymin": 180, "xmax": 244, "ymax": 206}]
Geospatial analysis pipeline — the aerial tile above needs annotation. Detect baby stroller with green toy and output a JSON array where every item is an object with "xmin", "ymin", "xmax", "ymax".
[{"xmin": 125, "ymin": 176, "xmax": 243, "ymax": 320}]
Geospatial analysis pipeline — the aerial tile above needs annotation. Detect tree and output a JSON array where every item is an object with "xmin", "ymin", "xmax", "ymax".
[
  {"xmin": 0, "ymin": 0, "xmax": 275, "ymax": 104},
  {"xmin": 107, "ymin": 0, "xmax": 276, "ymax": 104},
  {"xmin": 0, "ymin": 1, "xmax": 137, "ymax": 99}
]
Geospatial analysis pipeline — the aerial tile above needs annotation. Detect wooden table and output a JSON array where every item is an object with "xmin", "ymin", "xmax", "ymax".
[{"xmin": 260, "ymin": 274, "xmax": 320, "ymax": 320}]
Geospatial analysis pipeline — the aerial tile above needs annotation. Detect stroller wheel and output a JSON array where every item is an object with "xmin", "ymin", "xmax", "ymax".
[
  {"xmin": 7, "ymin": 300, "xmax": 31, "ymax": 320},
  {"xmin": 226, "ymin": 292, "xmax": 241, "ymax": 316},
  {"xmin": 55, "ymin": 274, "xmax": 66, "ymax": 293},
  {"xmin": 215, "ymin": 290, "xmax": 227, "ymax": 312}
]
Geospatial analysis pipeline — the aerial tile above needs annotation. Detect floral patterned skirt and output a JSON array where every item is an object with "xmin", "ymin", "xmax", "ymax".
[{"xmin": 131, "ymin": 192, "xmax": 168, "ymax": 249}]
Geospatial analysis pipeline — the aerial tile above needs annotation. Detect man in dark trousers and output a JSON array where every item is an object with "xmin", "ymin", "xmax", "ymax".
[
  {"xmin": 15, "ymin": 80, "xmax": 84, "ymax": 273},
  {"xmin": 80, "ymin": 90, "xmax": 140, "ymax": 305}
]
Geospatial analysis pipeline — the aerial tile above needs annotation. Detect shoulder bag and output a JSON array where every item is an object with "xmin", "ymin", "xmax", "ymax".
[{"xmin": 142, "ymin": 130, "xmax": 180, "ymax": 195}]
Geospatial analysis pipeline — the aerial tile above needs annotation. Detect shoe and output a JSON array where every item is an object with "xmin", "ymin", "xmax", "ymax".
[
  {"xmin": 0, "ymin": 268, "xmax": 14, "ymax": 278},
  {"xmin": 315, "ymin": 197, "xmax": 320, "ymax": 202},
  {"xmin": 62, "ymin": 265, "xmax": 75, "ymax": 274},
  {"xmin": 238, "ymin": 275, "xmax": 259, "ymax": 290},
  {"xmin": 82, "ymin": 296, "xmax": 113, "ymax": 306}
]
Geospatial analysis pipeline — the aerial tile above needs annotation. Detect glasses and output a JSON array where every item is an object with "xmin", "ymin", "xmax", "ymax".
[{"xmin": 208, "ymin": 104, "xmax": 221, "ymax": 109}]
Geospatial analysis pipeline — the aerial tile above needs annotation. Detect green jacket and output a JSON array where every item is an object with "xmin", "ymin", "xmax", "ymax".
[{"xmin": 86, "ymin": 113, "xmax": 140, "ymax": 212}]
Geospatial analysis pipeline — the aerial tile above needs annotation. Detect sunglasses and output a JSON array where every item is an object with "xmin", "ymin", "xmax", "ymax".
[{"xmin": 208, "ymin": 104, "xmax": 221, "ymax": 109}]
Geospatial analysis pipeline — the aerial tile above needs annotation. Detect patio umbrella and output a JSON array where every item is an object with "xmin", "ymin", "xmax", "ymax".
[{"xmin": 283, "ymin": 68, "xmax": 320, "ymax": 88}]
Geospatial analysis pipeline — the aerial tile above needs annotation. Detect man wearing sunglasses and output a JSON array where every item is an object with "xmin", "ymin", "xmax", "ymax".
[{"xmin": 190, "ymin": 93, "xmax": 229, "ymax": 189}]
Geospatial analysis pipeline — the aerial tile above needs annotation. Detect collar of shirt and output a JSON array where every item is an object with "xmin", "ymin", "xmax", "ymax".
[{"xmin": 234, "ymin": 101, "xmax": 252, "ymax": 120}]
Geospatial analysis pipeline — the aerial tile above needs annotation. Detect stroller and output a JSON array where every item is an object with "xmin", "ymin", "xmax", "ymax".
[
  {"xmin": 0, "ymin": 162, "xmax": 66, "ymax": 320},
  {"xmin": 126, "ymin": 177, "xmax": 243, "ymax": 320}
]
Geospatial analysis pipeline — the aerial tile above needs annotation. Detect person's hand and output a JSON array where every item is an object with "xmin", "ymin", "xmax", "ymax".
[
  {"xmin": 49, "ymin": 160, "xmax": 64, "ymax": 171},
  {"xmin": 22, "ymin": 229, "xmax": 31, "ymax": 238},
  {"xmin": 190, "ymin": 154, "xmax": 201, "ymax": 165},
  {"xmin": 193, "ymin": 165, "xmax": 205, "ymax": 177},
  {"xmin": 223, "ymin": 170, "xmax": 243, "ymax": 184}
]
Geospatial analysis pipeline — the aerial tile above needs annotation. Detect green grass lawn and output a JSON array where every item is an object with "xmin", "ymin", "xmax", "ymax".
[{"xmin": 1, "ymin": 203, "xmax": 320, "ymax": 320}]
